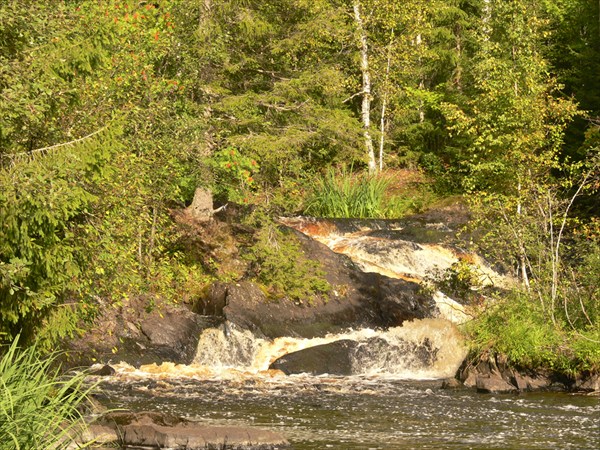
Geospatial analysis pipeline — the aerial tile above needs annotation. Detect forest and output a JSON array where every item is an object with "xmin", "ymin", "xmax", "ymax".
[{"xmin": 1, "ymin": 0, "xmax": 599, "ymax": 377}]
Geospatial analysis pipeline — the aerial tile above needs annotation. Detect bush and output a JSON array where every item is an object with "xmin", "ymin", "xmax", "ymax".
[
  {"xmin": 242, "ymin": 212, "xmax": 330, "ymax": 304},
  {"xmin": 0, "ymin": 337, "xmax": 94, "ymax": 449},
  {"xmin": 465, "ymin": 291, "xmax": 600, "ymax": 375}
]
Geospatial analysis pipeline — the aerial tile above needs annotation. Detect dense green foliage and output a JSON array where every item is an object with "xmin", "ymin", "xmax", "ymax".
[
  {"xmin": 242, "ymin": 213, "xmax": 331, "ymax": 304},
  {"xmin": 0, "ymin": 0, "xmax": 598, "ymax": 376},
  {"xmin": 0, "ymin": 337, "xmax": 93, "ymax": 449},
  {"xmin": 466, "ymin": 286, "xmax": 600, "ymax": 374}
]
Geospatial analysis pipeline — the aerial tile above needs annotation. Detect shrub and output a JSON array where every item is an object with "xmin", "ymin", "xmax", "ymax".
[
  {"xmin": 242, "ymin": 212, "xmax": 331, "ymax": 304},
  {"xmin": 465, "ymin": 291, "xmax": 600, "ymax": 375},
  {"xmin": 0, "ymin": 337, "xmax": 94, "ymax": 449}
]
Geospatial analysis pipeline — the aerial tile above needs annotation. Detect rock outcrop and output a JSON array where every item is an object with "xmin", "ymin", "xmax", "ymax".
[
  {"xmin": 194, "ymin": 227, "xmax": 436, "ymax": 339},
  {"xmin": 71, "ymin": 412, "xmax": 289, "ymax": 450},
  {"xmin": 64, "ymin": 299, "xmax": 221, "ymax": 368},
  {"xmin": 456, "ymin": 353, "xmax": 577, "ymax": 394}
]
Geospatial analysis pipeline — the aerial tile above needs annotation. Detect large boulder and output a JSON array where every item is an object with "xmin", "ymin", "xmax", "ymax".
[
  {"xmin": 269, "ymin": 340, "xmax": 358, "ymax": 375},
  {"xmin": 78, "ymin": 412, "xmax": 289, "ymax": 450},
  {"xmin": 64, "ymin": 298, "xmax": 221, "ymax": 368},
  {"xmin": 269, "ymin": 335, "xmax": 442, "ymax": 376},
  {"xmin": 194, "ymin": 229, "xmax": 436, "ymax": 339}
]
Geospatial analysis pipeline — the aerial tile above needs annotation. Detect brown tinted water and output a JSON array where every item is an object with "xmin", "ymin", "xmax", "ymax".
[{"xmin": 96, "ymin": 374, "xmax": 599, "ymax": 449}]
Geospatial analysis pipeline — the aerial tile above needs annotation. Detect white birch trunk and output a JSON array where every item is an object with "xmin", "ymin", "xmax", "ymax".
[
  {"xmin": 353, "ymin": 1, "xmax": 377, "ymax": 174},
  {"xmin": 482, "ymin": 0, "xmax": 492, "ymax": 41},
  {"xmin": 378, "ymin": 30, "xmax": 394, "ymax": 172}
]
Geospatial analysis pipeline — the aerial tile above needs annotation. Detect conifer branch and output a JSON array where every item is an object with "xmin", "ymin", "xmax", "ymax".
[{"xmin": 1, "ymin": 126, "xmax": 108, "ymax": 163}]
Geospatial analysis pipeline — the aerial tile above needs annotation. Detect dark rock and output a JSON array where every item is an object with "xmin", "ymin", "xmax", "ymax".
[
  {"xmin": 575, "ymin": 373, "xmax": 600, "ymax": 392},
  {"xmin": 441, "ymin": 378, "xmax": 463, "ymax": 389},
  {"xmin": 269, "ymin": 340, "xmax": 358, "ymax": 375},
  {"xmin": 63, "ymin": 299, "xmax": 222, "ymax": 368},
  {"xmin": 97, "ymin": 411, "xmax": 289, "ymax": 450},
  {"xmin": 512, "ymin": 372, "xmax": 529, "ymax": 391},
  {"xmin": 89, "ymin": 364, "xmax": 115, "ymax": 376},
  {"xmin": 195, "ymin": 228, "xmax": 436, "ymax": 339},
  {"xmin": 476, "ymin": 373, "xmax": 518, "ymax": 394},
  {"xmin": 457, "ymin": 354, "xmax": 572, "ymax": 393},
  {"xmin": 138, "ymin": 308, "xmax": 211, "ymax": 364},
  {"xmin": 521, "ymin": 373, "xmax": 553, "ymax": 391}
]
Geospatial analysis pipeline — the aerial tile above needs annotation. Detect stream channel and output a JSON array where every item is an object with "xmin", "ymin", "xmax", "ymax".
[{"xmin": 93, "ymin": 217, "xmax": 599, "ymax": 449}]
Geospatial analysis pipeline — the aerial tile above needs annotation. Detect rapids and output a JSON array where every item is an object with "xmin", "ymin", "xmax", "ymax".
[{"xmin": 92, "ymin": 217, "xmax": 599, "ymax": 449}]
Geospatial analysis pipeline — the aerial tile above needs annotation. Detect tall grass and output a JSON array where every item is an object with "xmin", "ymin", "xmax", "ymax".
[
  {"xmin": 304, "ymin": 167, "xmax": 391, "ymax": 218},
  {"xmin": 304, "ymin": 167, "xmax": 431, "ymax": 219},
  {"xmin": 0, "ymin": 337, "xmax": 93, "ymax": 449}
]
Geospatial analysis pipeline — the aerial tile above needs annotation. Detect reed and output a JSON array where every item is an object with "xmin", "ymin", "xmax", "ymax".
[
  {"xmin": 305, "ymin": 167, "xmax": 391, "ymax": 218},
  {"xmin": 0, "ymin": 337, "xmax": 93, "ymax": 449}
]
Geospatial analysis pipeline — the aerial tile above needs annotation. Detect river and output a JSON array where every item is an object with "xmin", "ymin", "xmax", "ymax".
[
  {"xmin": 92, "ymin": 319, "xmax": 599, "ymax": 449},
  {"xmin": 93, "ymin": 217, "xmax": 598, "ymax": 449},
  {"xmin": 96, "ymin": 369, "xmax": 599, "ymax": 449}
]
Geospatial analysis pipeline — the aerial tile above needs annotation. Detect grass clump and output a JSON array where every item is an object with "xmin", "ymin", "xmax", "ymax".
[
  {"xmin": 304, "ymin": 167, "xmax": 434, "ymax": 219},
  {"xmin": 0, "ymin": 337, "xmax": 94, "ymax": 449}
]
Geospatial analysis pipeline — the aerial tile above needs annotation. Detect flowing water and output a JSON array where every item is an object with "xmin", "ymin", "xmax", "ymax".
[
  {"xmin": 94, "ymin": 217, "xmax": 599, "ymax": 448},
  {"xmin": 97, "ymin": 377, "xmax": 599, "ymax": 449},
  {"xmin": 94, "ymin": 322, "xmax": 599, "ymax": 449}
]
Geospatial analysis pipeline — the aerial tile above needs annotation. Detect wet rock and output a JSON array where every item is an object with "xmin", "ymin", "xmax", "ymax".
[
  {"xmin": 441, "ymin": 378, "xmax": 463, "ymax": 389},
  {"xmin": 575, "ymin": 373, "xmax": 600, "ymax": 393},
  {"xmin": 89, "ymin": 364, "xmax": 115, "ymax": 376},
  {"xmin": 351, "ymin": 336, "xmax": 440, "ymax": 372},
  {"xmin": 457, "ymin": 354, "xmax": 575, "ymax": 393},
  {"xmin": 137, "ymin": 308, "xmax": 211, "ymax": 364},
  {"xmin": 518, "ymin": 373, "xmax": 553, "ymax": 391},
  {"xmin": 476, "ymin": 373, "xmax": 518, "ymax": 394},
  {"xmin": 196, "ymin": 228, "xmax": 436, "ymax": 339},
  {"xmin": 269, "ymin": 340, "xmax": 358, "ymax": 375},
  {"xmin": 64, "ymin": 300, "xmax": 222, "ymax": 368},
  {"xmin": 66, "ymin": 424, "xmax": 119, "ymax": 449},
  {"xmin": 96, "ymin": 412, "xmax": 289, "ymax": 450}
]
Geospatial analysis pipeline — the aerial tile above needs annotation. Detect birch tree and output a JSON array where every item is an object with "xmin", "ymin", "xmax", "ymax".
[{"xmin": 352, "ymin": 0, "xmax": 377, "ymax": 173}]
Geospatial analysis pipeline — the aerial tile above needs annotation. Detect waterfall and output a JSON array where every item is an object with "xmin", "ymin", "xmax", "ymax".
[
  {"xmin": 192, "ymin": 318, "xmax": 466, "ymax": 380},
  {"xmin": 105, "ymin": 217, "xmax": 485, "ymax": 382}
]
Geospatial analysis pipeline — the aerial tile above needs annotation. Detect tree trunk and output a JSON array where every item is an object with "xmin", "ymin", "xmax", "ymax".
[
  {"xmin": 353, "ymin": 1, "xmax": 376, "ymax": 174},
  {"xmin": 378, "ymin": 30, "xmax": 394, "ymax": 172}
]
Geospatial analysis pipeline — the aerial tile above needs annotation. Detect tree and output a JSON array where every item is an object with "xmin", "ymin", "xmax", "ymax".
[
  {"xmin": 440, "ymin": 0, "xmax": 578, "ymax": 193},
  {"xmin": 352, "ymin": 0, "xmax": 377, "ymax": 173}
]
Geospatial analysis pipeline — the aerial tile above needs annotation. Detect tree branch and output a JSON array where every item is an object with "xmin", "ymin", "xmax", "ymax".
[{"xmin": 1, "ymin": 126, "xmax": 108, "ymax": 163}]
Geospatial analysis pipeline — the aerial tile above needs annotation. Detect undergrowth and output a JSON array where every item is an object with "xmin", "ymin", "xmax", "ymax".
[{"xmin": 464, "ymin": 291, "xmax": 600, "ymax": 375}]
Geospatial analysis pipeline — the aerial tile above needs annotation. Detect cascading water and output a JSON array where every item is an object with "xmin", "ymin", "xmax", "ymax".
[
  {"xmin": 192, "ymin": 318, "xmax": 467, "ymax": 379},
  {"xmin": 94, "ymin": 217, "xmax": 599, "ymax": 450},
  {"xmin": 107, "ymin": 216, "xmax": 483, "ymax": 380},
  {"xmin": 279, "ymin": 216, "xmax": 509, "ymax": 326}
]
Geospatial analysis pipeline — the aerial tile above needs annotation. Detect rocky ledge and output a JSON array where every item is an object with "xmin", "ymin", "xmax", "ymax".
[
  {"xmin": 71, "ymin": 411, "xmax": 289, "ymax": 450},
  {"xmin": 441, "ymin": 353, "xmax": 600, "ymax": 395}
]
